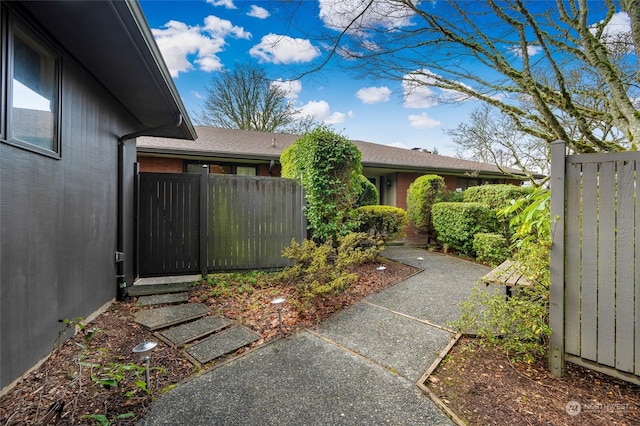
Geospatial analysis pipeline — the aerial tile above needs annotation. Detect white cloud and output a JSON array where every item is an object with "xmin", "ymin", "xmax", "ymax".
[
  {"xmin": 271, "ymin": 79, "xmax": 302, "ymax": 100},
  {"xmin": 151, "ymin": 17, "xmax": 250, "ymax": 77},
  {"xmin": 408, "ymin": 112, "xmax": 441, "ymax": 129},
  {"xmin": 248, "ymin": 5, "xmax": 270, "ymax": 19},
  {"xmin": 297, "ymin": 100, "xmax": 346, "ymax": 124},
  {"xmin": 249, "ymin": 34, "xmax": 320, "ymax": 64},
  {"xmin": 508, "ymin": 44, "xmax": 543, "ymax": 57},
  {"xmin": 403, "ymin": 69, "xmax": 475, "ymax": 107},
  {"xmin": 191, "ymin": 91, "xmax": 204, "ymax": 99},
  {"xmin": 599, "ymin": 11, "xmax": 631, "ymax": 39},
  {"xmin": 318, "ymin": 0, "xmax": 415, "ymax": 32},
  {"xmin": 403, "ymin": 74, "xmax": 438, "ymax": 108},
  {"xmin": 356, "ymin": 86, "xmax": 391, "ymax": 104},
  {"xmin": 207, "ymin": 0, "xmax": 237, "ymax": 9}
]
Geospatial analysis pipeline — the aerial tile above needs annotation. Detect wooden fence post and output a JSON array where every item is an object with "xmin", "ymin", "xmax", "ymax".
[
  {"xmin": 549, "ymin": 140, "xmax": 566, "ymax": 378},
  {"xmin": 200, "ymin": 165, "xmax": 209, "ymax": 277}
]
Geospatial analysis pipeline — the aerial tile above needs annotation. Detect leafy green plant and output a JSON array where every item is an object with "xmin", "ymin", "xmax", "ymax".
[
  {"xmin": 406, "ymin": 174, "xmax": 445, "ymax": 237},
  {"xmin": 280, "ymin": 233, "xmax": 381, "ymax": 303},
  {"xmin": 350, "ymin": 205, "xmax": 407, "ymax": 242},
  {"xmin": 464, "ymin": 184, "xmax": 534, "ymax": 238},
  {"xmin": 431, "ymin": 202, "xmax": 497, "ymax": 256},
  {"xmin": 281, "ymin": 126, "xmax": 363, "ymax": 242},
  {"xmin": 473, "ymin": 233, "xmax": 510, "ymax": 266},
  {"xmin": 452, "ymin": 188, "xmax": 552, "ymax": 364},
  {"xmin": 82, "ymin": 412, "xmax": 136, "ymax": 426},
  {"xmin": 353, "ymin": 174, "xmax": 379, "ymax": 207}
]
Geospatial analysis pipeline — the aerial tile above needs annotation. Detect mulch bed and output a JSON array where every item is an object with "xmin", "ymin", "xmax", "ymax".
[
  {"xmin": 427, "ymin": 337, "xmax": 640, "ymax": 425},
  {"xmin": 0, "ymin": 258, "xmax": 415, "ymax": 425}
]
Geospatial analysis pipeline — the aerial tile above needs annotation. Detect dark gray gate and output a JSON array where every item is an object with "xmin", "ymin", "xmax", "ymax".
[
  {"xmin": 137, "ymin": 172, "xmax": 201, "ymax": 276},
  {"xmin": 136, "ymin": 167, "xmax": 306, "ymax": 277}
]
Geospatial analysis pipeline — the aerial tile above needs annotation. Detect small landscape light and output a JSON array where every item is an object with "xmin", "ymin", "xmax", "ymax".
[
  {"xmin": 376, "ymin": 265, "xmax": 387, "ymax": 286},
  {"xmin": 271, "ymin": 297, "xmax": 286, "ymax": 335},
  {"xmin": 133, "ymin": 341, "xmax": 157, "ymax": 391},
  {"xmin": 417, "ymin": 257, "xmax": 424, "ymax": 266}
]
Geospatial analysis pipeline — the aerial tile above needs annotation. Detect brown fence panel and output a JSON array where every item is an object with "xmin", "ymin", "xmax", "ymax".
[{"xmin": 550, "ymin": 141, "xmax": 640, "ymax": 384}]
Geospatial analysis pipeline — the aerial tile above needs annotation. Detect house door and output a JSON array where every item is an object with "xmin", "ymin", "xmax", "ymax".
[{"xmin": 137, "ymin": 172, "xmax": 201, "ymax": 276}]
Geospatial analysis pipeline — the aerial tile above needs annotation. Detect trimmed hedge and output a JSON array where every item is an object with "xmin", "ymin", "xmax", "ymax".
[
  {"xmin": 473, "ymin": 233, "xmax": 510, "ymax": 266},
  {"xmin": 463, "ymin": 184, "xmax": 534, "ymax": 237},
  {"xmin": 353, "ymin": 174, "xmax": 378, "ymax": 207},
  {"xmin": 431, "ymin": 202, "xmax": 497, "ymax": 256},
  {"xmin": 406, "ymin": 174, "xmax": 445, "ymax": 233},
  {"xmin": 351, "ymin": 205, "xmax": 407, "ymax": 242}
]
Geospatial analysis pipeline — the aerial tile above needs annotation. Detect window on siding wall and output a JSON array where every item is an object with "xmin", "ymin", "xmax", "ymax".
[{"xmin": 7, "ymin": 17, "xmax": 60, "ymax": 156}]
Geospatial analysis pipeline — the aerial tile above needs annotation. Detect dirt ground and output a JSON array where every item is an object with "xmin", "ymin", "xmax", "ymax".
[
  {"xmin": 427, "ymin": 337, "xmax": 640, "ymax": 425},
  {"xmin": 2, "ymin": 256, "xmax": 638, "ymax": 425}
]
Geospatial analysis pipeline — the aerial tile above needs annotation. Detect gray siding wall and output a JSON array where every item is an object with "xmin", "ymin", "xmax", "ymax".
[{"xmin": 1, "ymin": 51, "xmax": 138, "ymax": 389}]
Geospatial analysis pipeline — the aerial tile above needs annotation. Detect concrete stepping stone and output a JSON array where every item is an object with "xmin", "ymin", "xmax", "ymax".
[
  {"xmin": 137, "ymin": 292, "xmax": 189, "ymax": 306},
  {"xmin": 186, "ymin": 326, "xmax": 261, "ymax": 364},
  {"xmin": 159, "ymin": 316, "xmax": 232, "ymax": 347},
  {"xmin": 135, "ymin": 303, "xmax": 209, "ymax": 331},
  {"xmin": 128, "ymin": 282, "xmax": 194, "ymax": 297}
]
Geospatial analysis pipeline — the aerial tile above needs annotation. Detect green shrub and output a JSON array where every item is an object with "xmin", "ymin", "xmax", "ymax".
[
  {"xmin": 473, "ymin": 233, "xmax": 510, "ymax": 266},
  {"xmin": 431, "ymin": 202, "xmax": 497, "ymax": 256},
  {"xmin": 437, "ymin": 189, "xmax": 465, "ymax": 203},
  {"xmin": 353, "ymin": 174, "xmax": 378, "ymax": 207},
  {"xmin": 279, "ymin": 233, "xmax": 381, "ymax": 302},
  {"xmin": 350, "ymin": 205, "xmax": 407, "ymax": 242},
  {"xmin": 464, "ymin": 185, "xmax": 534, "ymax": 237},
  {"xmin": 406, "ymin": 175, "xmax": 445, "ymax": 234}
]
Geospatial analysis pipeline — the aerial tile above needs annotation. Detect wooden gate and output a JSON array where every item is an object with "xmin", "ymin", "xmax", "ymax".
[
  {"xmin": 137, "ymin": 173, "xmax": 201, "ymax": 276},
  {"xmin": 550, "ymin": 141, "xmax": 640, "ymax": 385},
  {"xmin": 136, "ymin": 168, "xmax": 306, "ymax": 277}
]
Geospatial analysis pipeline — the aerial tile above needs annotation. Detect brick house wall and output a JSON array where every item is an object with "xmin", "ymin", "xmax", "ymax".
[{"xmin": 138, "ymin": 156, "xmax": 183, "ymax": 173}]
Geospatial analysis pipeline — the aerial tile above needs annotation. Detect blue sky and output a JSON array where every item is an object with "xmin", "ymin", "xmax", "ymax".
[
  {"xmin": 139, "ymin": 0, "xmax": 478, "ymax": 156},
  {"xmin": 139, "ymin": 1, "xmax": 631, "ymax": 157}
]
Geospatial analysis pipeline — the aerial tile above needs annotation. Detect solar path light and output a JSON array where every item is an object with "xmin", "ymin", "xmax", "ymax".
[
  {"xmin": 376, "ymin": 265, "xmax": 387, "ymax": 287},
  {"xmin": 132, "ymin": 340, "xmax": 157, "ymax": 391},
  {"xmin": 271, "ymin": 297, "xmax": 286, "ymax": 335}
]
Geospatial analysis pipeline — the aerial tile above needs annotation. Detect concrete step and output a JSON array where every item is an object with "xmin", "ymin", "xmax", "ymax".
[
  {"xmin": 128, "ymin": 282, "xmax": 195, "ymax": 297},
  {"xmin": 186, "ymin": 326, "xmax": 261, "ymax": 364},
  {"xmin": 134, "ymin": 303, "xmax": 209, "ymax": 331},
  {"xmin": 128, "ymin": 275, "xmax": 200, "ymax": 297},
  {"xmin": 137, "ymin": 292, "xmax": 189, "ymax": 306},
  {"xmin": 158, "ymin": 316, "xmax": 232, "ymax": 347}
]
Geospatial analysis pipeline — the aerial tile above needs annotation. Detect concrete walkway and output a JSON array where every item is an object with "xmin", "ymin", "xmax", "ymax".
[{"xmin": 141, "ymin": 247, "xmax": 491, "ymax": 425}]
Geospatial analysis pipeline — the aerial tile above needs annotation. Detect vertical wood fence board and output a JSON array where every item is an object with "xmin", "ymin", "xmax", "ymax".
[
  {"xmin": 615, "ymin": 160, "xmax": 636, "ymax": 373},
  {"xmin": 549, "ymin": 140, "xmax": 566, "ymax": 377},
  {"xmin": 565, "ymin": 162, "xmax": 582, "ymax": 355},
  {"xmin": 596, "ymin": 161, "xmax": 616, "ymax": 367},
  {"xmin": 580, "ymin": 162, "xmax": 598, "ymax": 362}
]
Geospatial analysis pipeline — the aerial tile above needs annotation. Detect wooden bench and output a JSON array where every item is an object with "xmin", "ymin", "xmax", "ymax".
[{"xmin": 481, "ymin": 259, "xmax": 531, "ymax": 297}]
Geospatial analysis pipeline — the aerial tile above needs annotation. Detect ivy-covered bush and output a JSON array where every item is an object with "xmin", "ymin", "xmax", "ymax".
[
  {"xmin": 473, "ymin": 233, "xmax": 510, "ymax": 266},
  {"xmin": 431, "ymin": 202, "xmax": 497, "ymax": 256},
  {"xmin": 350, "ymin": 205, "xmax": 407, "ymax": 242},
  {"xmin": 464, "ymin": 185, "xmax": 534, "ymax": 237},
  {"xmin": 279, "ymin": 233, "xmax": 381, "ymax": 303},
  {"xmin": 280, "ymin": 126, "xmax": 362, "ymax": 242},
  {"xmin": 353, "ymin": 174, "xmax": 378, "ymax": 207},
  {"xmin": 406, "ymin": 175, "xmax": 445, "ymax": 241}
]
